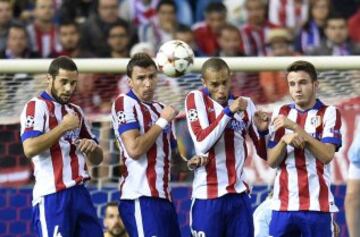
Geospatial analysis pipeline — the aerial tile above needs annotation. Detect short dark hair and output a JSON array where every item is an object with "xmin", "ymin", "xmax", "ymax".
[
  {"xmin": 286, "ymin": 60, "xmax": 317, "ymax": 81},
  {"xmin": 108, "ymin": 20, "xmax": 130, "ymax": 37},
  {"xmin": 325, "ymin": 11, "xmax": 347, "ymax": 28},
  {"xmin": 9, "ymin": 22, "xmax": 27, "ymax": 36},
  {"xmin": 105, "ymin": 201, "xmax": 118, "ymax": 209},
  {"xmin": 59, "ymin": 20, "xmax": 79, "ymax": 31},
  {"xmin": 201, "ymin": 58, "xmax": 230, "ymax": 77},
  {"xmin": 174, "ymin": 23, "xmax": 192, "ymax": 34},
  {"xmin": 205, "ymin": 2, "xmax": 227, "ymax": 15},
  {"xmin": 126, "ymin": 53, "xmax": 157, "ymax": 78},
  {"xmin": 48, "ymin": 56, "xmax": 78, "ymax": 78},
  {"xmin": 156, "ymin": 0, "xmax": 177, "ymax": 12},
  {"xmin": 219, "ymin": 24, "xmax": 241, "ymax": 37}
]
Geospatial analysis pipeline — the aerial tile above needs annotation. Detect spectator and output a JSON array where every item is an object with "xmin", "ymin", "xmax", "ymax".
[
  {"xmin": 194, "ymin": 0, "xmax": 222, "ymax": 22},
  {"xmin": 216, "ymin": 24, "xmax": 265, "ymax": 103},
  {"xmin": 268, "ymin": 0, "xmax": 309, "ymax": 34},
  {"xmin": 217, "ymin": 24, "xmax": 244, "ymax": 57},
  {"xmin": 260, "ymin": 28, "xmax": 293, "ymax": 102},
  {"xmin": 27, "ymin": 0, "xmax": 61, "ymax": 58},
  {"xmin": 103, "ymin": 202, "xmax": 129, "ymax": 237},
  {"xmin": 130, "ymin": 42, "xmax": 155, "ymax": 57},
  {"xmin": 192, "ymin": 2, "xmax": 227, "ymax": 56},
  {"xmin": 348, "ymin": 3, "xmax": 360, "ymax": 45},
  {"xmin": 80, "ymin": 0, "xmax": 128, "ymax": 57},
  {"xmin": 241, "ymin": 0, "xmax": 278, "ymax": 56},
  {"xmin": 12, "ymin": 0, "xmax": 35, "ymax": 23},
  {"xmin": 119, "ymin": 0, "xmax": 159, "ymax": 27},
  {"xmin": 0, "ymin": 0, "xmax": 15, "ymax": 52},
  {"xmin": 223, "ymin": 0, "xmax": 247, "ymax": 26},
  {"xmin": 50, "ymin": 21, "xmax": 94, "ymax": 58},
  {"xmin": 0, "ymin": 23, "xmax": 39, "ymax": 59},
  {"xmin": 106, "ymin": 20, "xmax": 130, "ymax": 58},
  {"xmin": 173, "ymin": 24, "xmax": 202, "ymax": 56},
  {"xmin": 138, "ymin": 0, "xmax": 178, "ymax": 50},
  {"xmin": 308, "ymin": 12, "xmax": 360, "ymax": 55},
  {"xmin": 295, "ymin": 0, "xmax": 331, "ymax": 54},
  {"xmin": 58, "ymin": 0, "xmax": 95, "ymax": 24}
]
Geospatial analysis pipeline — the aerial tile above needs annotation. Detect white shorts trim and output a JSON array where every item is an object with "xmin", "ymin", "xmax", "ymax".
[
  {"xmin": 134, "ymin": 199, "xmax": 145, "ymax": 237},
  {"xmin": 39, "ymin": 197, "xmax": 49, "ymax": 237}
]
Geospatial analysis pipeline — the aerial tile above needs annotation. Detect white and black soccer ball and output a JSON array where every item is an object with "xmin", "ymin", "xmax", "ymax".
[
  {"xmin": 25, "ymin": 115, "xmax": 35, "ymax": 128},
  {"xmin": 117, "ymin": 111, "xmax": 126, "ymax": 124},
  {"xmin": 156, "ymin": 40, "xmax": 194, "ymax": 78}
]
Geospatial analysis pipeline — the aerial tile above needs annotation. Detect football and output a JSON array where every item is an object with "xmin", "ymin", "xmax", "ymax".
[{"xmin": 156, "ymin": 40, "xmax": 194, "ymax": 77}]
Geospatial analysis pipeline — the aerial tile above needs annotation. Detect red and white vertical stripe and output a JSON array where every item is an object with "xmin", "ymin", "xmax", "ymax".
[
  {"xmin": 185, "ymin": 90, "xmax": 267, "ymax": 199},
  {"xmin": 20, "ymin": 97, "xmax": 93, "ymax": 205},
  {"xmin": 111, "ymin": 94, "xmax": 173, "ymax": 200},
  {"xmin": 270, "ymin": 103, "xmax": 340, "ymax": 212}
]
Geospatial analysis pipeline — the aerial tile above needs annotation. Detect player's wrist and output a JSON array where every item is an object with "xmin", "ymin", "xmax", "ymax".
[
  {"xmin": 224, "ymin": 107, "xmax": 234, "ymax": 117},
  {"xmin": 156, "ymin": 117, "xmax": 169, "ymax": 129}
]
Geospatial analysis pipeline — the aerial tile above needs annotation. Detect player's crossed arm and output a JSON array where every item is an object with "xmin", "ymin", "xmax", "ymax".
[
  {"xmin": 23, "ymin": 112, "xmax": 80, "ymax": 158},
  {"xmin": 120, "ymin": 105, "xmax": 178, "ymax": 160},
  {"xmin": 267, "ymin": 114, "xmax": 337, "ymax": 168}
]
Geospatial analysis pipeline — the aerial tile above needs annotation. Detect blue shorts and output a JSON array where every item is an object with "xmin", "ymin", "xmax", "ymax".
[
  {"xmin": 32, "ymin": 185, "xmax": 103, "ymax": 237},
  {"xmin": 190, "ymin": 193, "xmax": 253, "ymax": 237},
  {"xmin": 269, "ymin": 211, "xmax": 334, "ymax": 237},
  {"xmin": 119, "ymin": 196, "xmax": 181, "ymax": 237}
]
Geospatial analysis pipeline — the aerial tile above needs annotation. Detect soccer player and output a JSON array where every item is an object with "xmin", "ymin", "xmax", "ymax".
[
  {"xmin": 104, "ymin": 202, "xmax": 129, "ymax": 237},
  {"xmin": 345, "ymin": 129, "xmax": 360, "ymax": 237},
  {"xmin": 267, "ymin": 60, "xmax": 342, "ymax": 237},
  {"xmin": 111, "ymin": 53, "xmax": 181, "ymax": 237},
  {"xmin": 185, "ymin": 58, "xmax": 270, "ymax": 237},
  {"xmin": 20, "ymin": 56, "xmax": 104, "ymax": 237}
]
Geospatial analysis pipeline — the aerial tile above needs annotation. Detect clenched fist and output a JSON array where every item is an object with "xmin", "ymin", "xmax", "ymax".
[
  {"xmin": 160, "ymin": 105, "xmax": 178, "ymax": 122},
  {"xmin": 61, "ymin": 113, "xmax": 80, "ymax": 132},
  {"xmin": 229, "ymin": 97, "xmax": 248, "ymax": 113}
]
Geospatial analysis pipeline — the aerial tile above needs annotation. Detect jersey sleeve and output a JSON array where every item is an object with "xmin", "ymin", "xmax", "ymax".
[
  {"xmin": 20, "ymin": 99, "xmax": 47, "ymax": 142},
  {"xmin": 112, "ymin": 95, "xmax": 140, "ymax": 135},
  {"xmin": 246, "ymin": 98, "xmax": 268, "ymax": 160},
  {"xmin": 267, "ymin": 105, "xmax": 282, "ymax": 149},
  {"xmin": 185, "ymin": 91, "xmax": 232, "ymax": 155},
  {"xmin": 322, "ymin": 106, "xmax": 342, "ymax": 151}
]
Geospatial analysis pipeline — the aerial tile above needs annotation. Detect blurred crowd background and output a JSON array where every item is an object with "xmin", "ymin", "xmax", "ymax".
[{"xmin": 1, "ymin": 0, "xmax": 360, "ymax": 186}]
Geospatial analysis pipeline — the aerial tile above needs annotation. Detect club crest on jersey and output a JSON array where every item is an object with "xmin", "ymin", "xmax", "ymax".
[
  {"xmin": 117, "ymin": 111, "xmax": 127, "ymax": 124},
  {"xmin": 188, "ymin": 109, "xmax": 199, "ymax": 122},
  {"xmin": 25, "ymin": 115, "xmax": 35, "ymax": 128},
  {"xmin": 310, "ymin": 116, "xmax": 322, "ymax": 128},
  {"xmin": 64, "ymin": 128, "xmax": 80, "ymax": 142},
  {"xmin": 227, "ymin": 119, "xmax": 246, "ymax": 131}
]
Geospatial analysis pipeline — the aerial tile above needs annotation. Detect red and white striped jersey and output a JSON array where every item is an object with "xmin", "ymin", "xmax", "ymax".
[
  {"xmin": 111, "ymin": 90, "xmax": 176, "ymax": 200},
  {"xmin": 268, "ymin": 100, "xmax": 342, "ymax": 212},
  {"xmin": 185, "ymin": 88, "xmax": 268, "ymax": 199},
  {"xmin": 20, "ymin": 91, "xmax": 97, "ymax": 205},
  {"xmin": 240, "ymin": 21, "xmax": 278, "ymax": 56},
  {"xmin": 268, "ymin": 0, "xmax": 308, "ymax": 32}
]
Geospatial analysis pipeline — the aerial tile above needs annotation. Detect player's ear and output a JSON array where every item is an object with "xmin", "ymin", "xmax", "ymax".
[
  {"xmin": 201, "ymin": 78, "xmax": 206, "ymax": 87},
  {"xmin": 127, "ymin": 77, "xmax": 133, "ymax": 88},
  {"xmin": 103, "ymin": 218, "xmax": 107, "ymax": 228},
  {"xmin": 314, "ymin": 80, "xmax": 319, "ymax": 89},
  {"xmin": 47, "ymin": 73, "xmax": 53, "ymax": 84}
]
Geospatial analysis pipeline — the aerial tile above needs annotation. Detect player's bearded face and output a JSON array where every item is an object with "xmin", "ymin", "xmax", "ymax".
[
  {"xmin": 49, "ymin": 69, "xmax": 78, "ymax": 104},
  {"xmin": 287, "ymin": 71, "xmax": 318, "ymax": 109},
  {"xmin": 203, "ymin": 68, "xmax": 231, "ymax": 105},
  {"xmin": 129, "ymin": 66, "xmax": 157, "ymax": 102}
]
